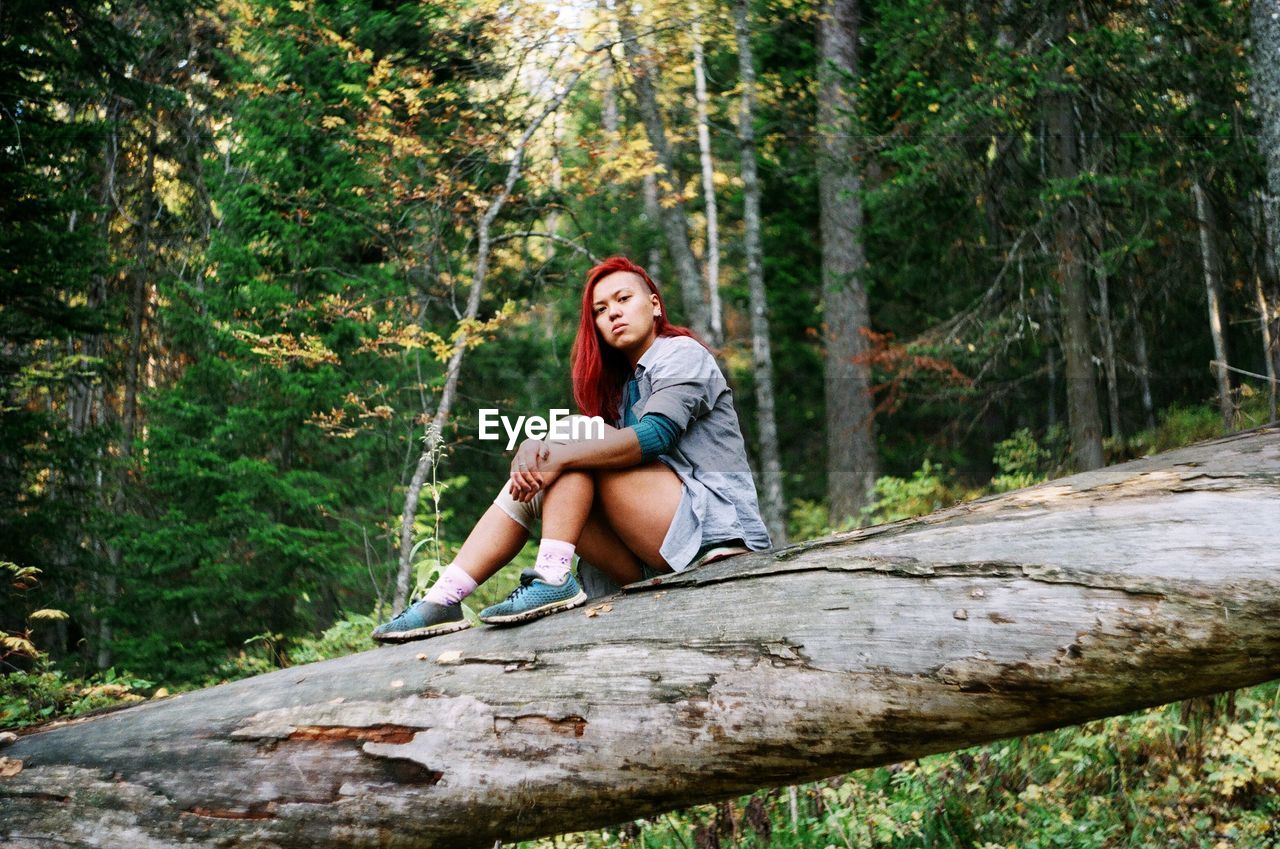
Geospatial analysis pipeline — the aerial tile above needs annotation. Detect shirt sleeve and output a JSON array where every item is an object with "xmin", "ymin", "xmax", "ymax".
[
  {"xmin": 630, "ymin": 413, "xmax": 681, "ymax": 462},
  {"xmin": 639, "ymin": 338, "xmax": 726, "ymax": 432}
]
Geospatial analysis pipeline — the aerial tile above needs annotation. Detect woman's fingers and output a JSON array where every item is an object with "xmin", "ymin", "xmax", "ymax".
[{"xmin": 509, "ymin": 469, "xmax": 544, "ymax": 503}]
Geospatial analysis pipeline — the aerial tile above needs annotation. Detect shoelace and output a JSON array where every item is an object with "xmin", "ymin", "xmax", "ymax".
[
  {"xmin": 502, "ymin": 573, "xmax": 537, "ymax": 604},
  {"xmin": 384, "ymin": 608, "xmax": 413, "ymax": 626}
]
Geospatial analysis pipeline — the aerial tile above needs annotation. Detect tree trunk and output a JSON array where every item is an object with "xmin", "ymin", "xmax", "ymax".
[
  {"xmin": 1252, "ymin": 0, "xmax": 1280, "ymax": 420},
  {"xmin": 1046, "ymin": 7, "xmax": 1104, "ymax": 470},
  {"xmin": 617, "ymin": 12, "xmax": 712, "ymax": 339},
  {"xmin": 818, "ymin": 0, "xmax": 877, "ymax": 525},
  {"xmin": 1256, "ymin": 188, "xmax": 1280, "ymax": 425},
  {"xmin": 1096, "ymin": 266, "xmax": 1122, "ymax": 442},
  {"xmin": 733, "ymin": 0, "xmax": 787, "ymax": 544},
  {"xmin": 1257, "ymin": 271, "xmax": 1278, "ymax": 422},
  {"xmin": 1130, "ymin": 283, "xmax": 1157, "ymax": 431},
  {"xmin": 5, "ymin": 428, "xmax": 1280, "ymax": 847},
  {"xmin": 1088, "ymin": 199, "xmax": 1122, "ymax": 442},
  {"xmin": 691, "ymin": 9, "xmax": 723, "ymax": 346},
  {"xmin": 1192, "ymin": 179, "xmax": 1234, "ymax": 432}
]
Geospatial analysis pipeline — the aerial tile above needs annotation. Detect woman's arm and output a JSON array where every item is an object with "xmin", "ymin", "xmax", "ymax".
[
  {"xmin": 549, "ymin": 422, "xmax": 643, "ymax": 470},
  {"xmin": 508, "ymin": 423, "xmax": 642, "ymax": 502}
]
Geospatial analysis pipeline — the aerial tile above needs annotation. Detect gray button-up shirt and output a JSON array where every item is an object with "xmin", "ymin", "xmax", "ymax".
[{"xmin": 620, "ymin": 335, "xmax": 772, "ymax": 570}]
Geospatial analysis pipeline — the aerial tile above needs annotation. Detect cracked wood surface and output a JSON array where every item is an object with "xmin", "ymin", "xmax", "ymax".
[{"xmin": 3, "ymin": 428, "xmax": 1279, "ymax": 848}]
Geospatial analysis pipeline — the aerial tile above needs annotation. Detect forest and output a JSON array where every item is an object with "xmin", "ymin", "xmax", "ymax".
[{"xmin": 2, "ymin": 0, "xmax": 1279, "ymax": 845}]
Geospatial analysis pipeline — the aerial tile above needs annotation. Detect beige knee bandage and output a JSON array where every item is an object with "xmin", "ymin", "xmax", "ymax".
[{"xmin": 493, "ymin": 481, "xmax": 543, "ymax": 531}]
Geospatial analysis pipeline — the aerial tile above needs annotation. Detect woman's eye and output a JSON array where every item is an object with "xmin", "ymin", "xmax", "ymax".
[{"xmin": 619, "ymin": 295, "xmax": 630, "ymax": 302}]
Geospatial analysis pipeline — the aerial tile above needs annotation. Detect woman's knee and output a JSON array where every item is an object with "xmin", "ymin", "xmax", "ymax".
[{"xmin": 493, "ymin": 480, "xmax": 541, "ymax": 530}]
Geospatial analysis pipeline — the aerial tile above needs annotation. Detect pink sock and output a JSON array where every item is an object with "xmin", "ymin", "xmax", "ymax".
[
  {"xmin": 533, "ymin": 538, "xmax": 575, "ymax": 584},
  {"xmin": 424, "ymin": 564, "xmax": 479, "ymax": 605}
]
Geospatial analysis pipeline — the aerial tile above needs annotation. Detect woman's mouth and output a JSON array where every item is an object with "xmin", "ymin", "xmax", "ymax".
[{"xmin": 611, "ymin": 323, "xmax": 628, "ymax": 335}]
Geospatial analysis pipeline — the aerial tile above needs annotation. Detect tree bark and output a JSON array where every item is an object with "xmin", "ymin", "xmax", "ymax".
[
  {"xmin": 6, "ymin": 427, "xmax": 1280, "ymax": 848},
  {"xmin": 734, "ymin": 0, "xmax": 787, "ymax": 544},
  {"xmin": 1192, "ymin": 179, "xmax": 1234, "ymax": 432},
  {"xmin": 1257, "ymin": 268, "xmax": 1278, "ymax": 423},
  {"xmin": 691, "ymin": 9, "xmax": 723, "ymax": 346},
  {"xmin": 1130, "ymin": 283, "xmax": 1157, "ymax": 431},
  {"xmin": 1087, "ymin": 199, "xmax": 1122, "ymax": 442},
  {"xmin": 818, "ymin": 0, "xmax": 878, "ymax": 525},
  {"xmin": 1046, "ymin": 7, "xmax": 1104, "ymax": 471},
  {"xmin": 617, "ymin": 12, "xmax": 712, "ymax": 339},
  {"xmin": 1252, "ymin": 0, "xmax": 1280, "ymax": 416}
]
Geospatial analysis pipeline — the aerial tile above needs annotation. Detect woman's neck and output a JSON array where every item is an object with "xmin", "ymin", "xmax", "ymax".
[{"xmin": 627, "ymin": 332, "xmax": 658, "ymax": 369}]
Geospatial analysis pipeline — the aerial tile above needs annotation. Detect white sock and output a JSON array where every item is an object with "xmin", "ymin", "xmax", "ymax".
[
  {"xmin": 424, "ymin": 564, "xmax": 478, "ymax": 605},
  {"xmin": 533, "ymin": 538, "xmax": 575, "ymax": 585}
]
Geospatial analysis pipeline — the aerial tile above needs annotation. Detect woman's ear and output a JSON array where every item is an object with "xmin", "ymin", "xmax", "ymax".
[{"xmin": 651, "ymin": 294, "xmax": 661, "ymax": 317}]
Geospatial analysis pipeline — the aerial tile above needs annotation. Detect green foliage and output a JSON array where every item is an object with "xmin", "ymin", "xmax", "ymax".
[
  {"xmin": 285, "ymin": 613, "xmax": 378, "ymax": 666},
  {"xmin": 990, "ymin": 428, "xmax": 1050, "ymax": 492},
  {"xmin": 787, "ymin": 499, "xmax": 834, "ymax": 543},
  {"xmin": 862, "ymin": 459, "xmax": 962, "ymax": 525},
  {"xmin": 1131, "ymin": 405, "xmax": 1229, "ymax": 456},
  {"xmin": 1, "ymin": 666, "xmax": 152, "ymax": 728}
]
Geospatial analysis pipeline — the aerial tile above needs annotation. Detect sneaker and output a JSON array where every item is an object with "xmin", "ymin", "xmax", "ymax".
[
  {"xmin": 479, "ymin": 569, "xmax": 588, "ymax": 625},
  {"xmin": 372, "ymin": 599, "xmax": 470, "ymax": 643}
]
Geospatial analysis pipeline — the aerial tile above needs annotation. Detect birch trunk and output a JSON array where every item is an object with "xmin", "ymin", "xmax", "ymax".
[
  {"xmin": 617, "ymin": 12, "xmax": 711, "ymax": 339},
  {"xmin": 393, "ymin": 63, "xmax": 597, "ymax": 610},
  {"xmin": 691, "ymin": 10, "xmax": 723, "ymax": 345},
  {"xmin": 818, "ymin": 0, "xmax": 878, "ymax": 524},
  {"xmin": 1192, "ymin": 179, "xmax": 1234, "ymax": 432},
  {"xmin": 734, "ymin": 0, "xmax": 787, "ymax": 544},
  {"xmin": 1087, "ymin": 199, "xmax": 1122, "ymax": 441},
  {"xmin": 1256, "ymin": 272, "xmax": 1278, "ymax": 422},
  {"xmin": 5, "ymin": 428, "xmax": 1280, "ymax": 848}
]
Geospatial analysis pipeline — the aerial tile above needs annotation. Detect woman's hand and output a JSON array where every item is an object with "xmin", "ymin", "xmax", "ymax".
[{"xmin": 509, "ymin": 438, "xmax": 555, "ymax": 503}]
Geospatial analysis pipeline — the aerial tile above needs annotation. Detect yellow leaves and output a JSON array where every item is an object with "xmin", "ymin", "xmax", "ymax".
[
  {"xmin": 233, "ymin": 330, "xmax": 339, "ymax": 368},
  {"xmin": 2, "ymin": 635, "xmax": 36, "ymax": 657},
  {"xmin": 28, "ymin": 609, "xmax": 68, "ymax": 621},
  {"xmin": 927, "ymin": 103, "xmax": 941, "ymax": 113},
  {"xmin": 320, "ymin": 115, "xmax": 346, "ymax": 129},
  {"xmin": 1205, "ymin": 713, "xmax": 1280, "ymax": 798}
]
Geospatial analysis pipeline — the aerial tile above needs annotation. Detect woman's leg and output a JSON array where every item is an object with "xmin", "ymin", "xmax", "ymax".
[
  {"xmin": 574, "ymin": 496, "xmax": 650, "ymax": 586},
  {"xmin": 588, "ymin": 462, "xmax": 684, "ymax": 573},
  {"xmin": 449, "ymin": 503, "xmax": 532, "ymax": 585}
]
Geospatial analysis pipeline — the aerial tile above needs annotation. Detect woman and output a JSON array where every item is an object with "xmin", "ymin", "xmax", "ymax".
[{"xmin": 372, "ymin": 256, "xmax": 772, "ymax": 643}]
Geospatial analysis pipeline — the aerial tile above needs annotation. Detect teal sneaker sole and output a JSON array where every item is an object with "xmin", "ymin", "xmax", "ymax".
[
  {"xmin": 479, "ymin": 589, "xmax": 589, "ymax": 625},
  {"xmin": 372, "ymin": 619, "xmax": 472, "ymax": 644}
]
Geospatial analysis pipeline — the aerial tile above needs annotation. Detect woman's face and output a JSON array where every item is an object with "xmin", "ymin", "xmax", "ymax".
[{"xmin": 592, "ymin": 271, "xmax": 660, "ymax": 359}]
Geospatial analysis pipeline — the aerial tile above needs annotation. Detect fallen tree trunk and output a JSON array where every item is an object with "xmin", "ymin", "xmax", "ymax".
[{"xmin": 4, "ymin": 428, "xmax": 1280, "ymax": 848}]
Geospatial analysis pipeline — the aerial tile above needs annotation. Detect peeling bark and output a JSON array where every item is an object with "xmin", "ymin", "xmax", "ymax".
[{"xmin": 4, "ymin": 428, "xmax": 1280, "ymax": 848}]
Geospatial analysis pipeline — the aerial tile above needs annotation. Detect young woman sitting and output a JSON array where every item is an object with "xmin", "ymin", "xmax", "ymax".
[{"xmin": 372, "ymin": 256, "xmax": 772, "ymax": 642}]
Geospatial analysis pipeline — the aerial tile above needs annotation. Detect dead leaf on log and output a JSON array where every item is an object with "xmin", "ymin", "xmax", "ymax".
[
  {"xmin": 0, "ymin": 757, "xmax": 22, "ymax": 777},
  {"xmin": 585, "ymin": 603, "xmax": 614, "ymax": 618}
]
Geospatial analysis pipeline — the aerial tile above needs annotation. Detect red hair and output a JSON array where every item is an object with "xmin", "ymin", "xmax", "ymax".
[{"xmin": 570, "ymin": 256, "xmax": 702, "ymax": 422}]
